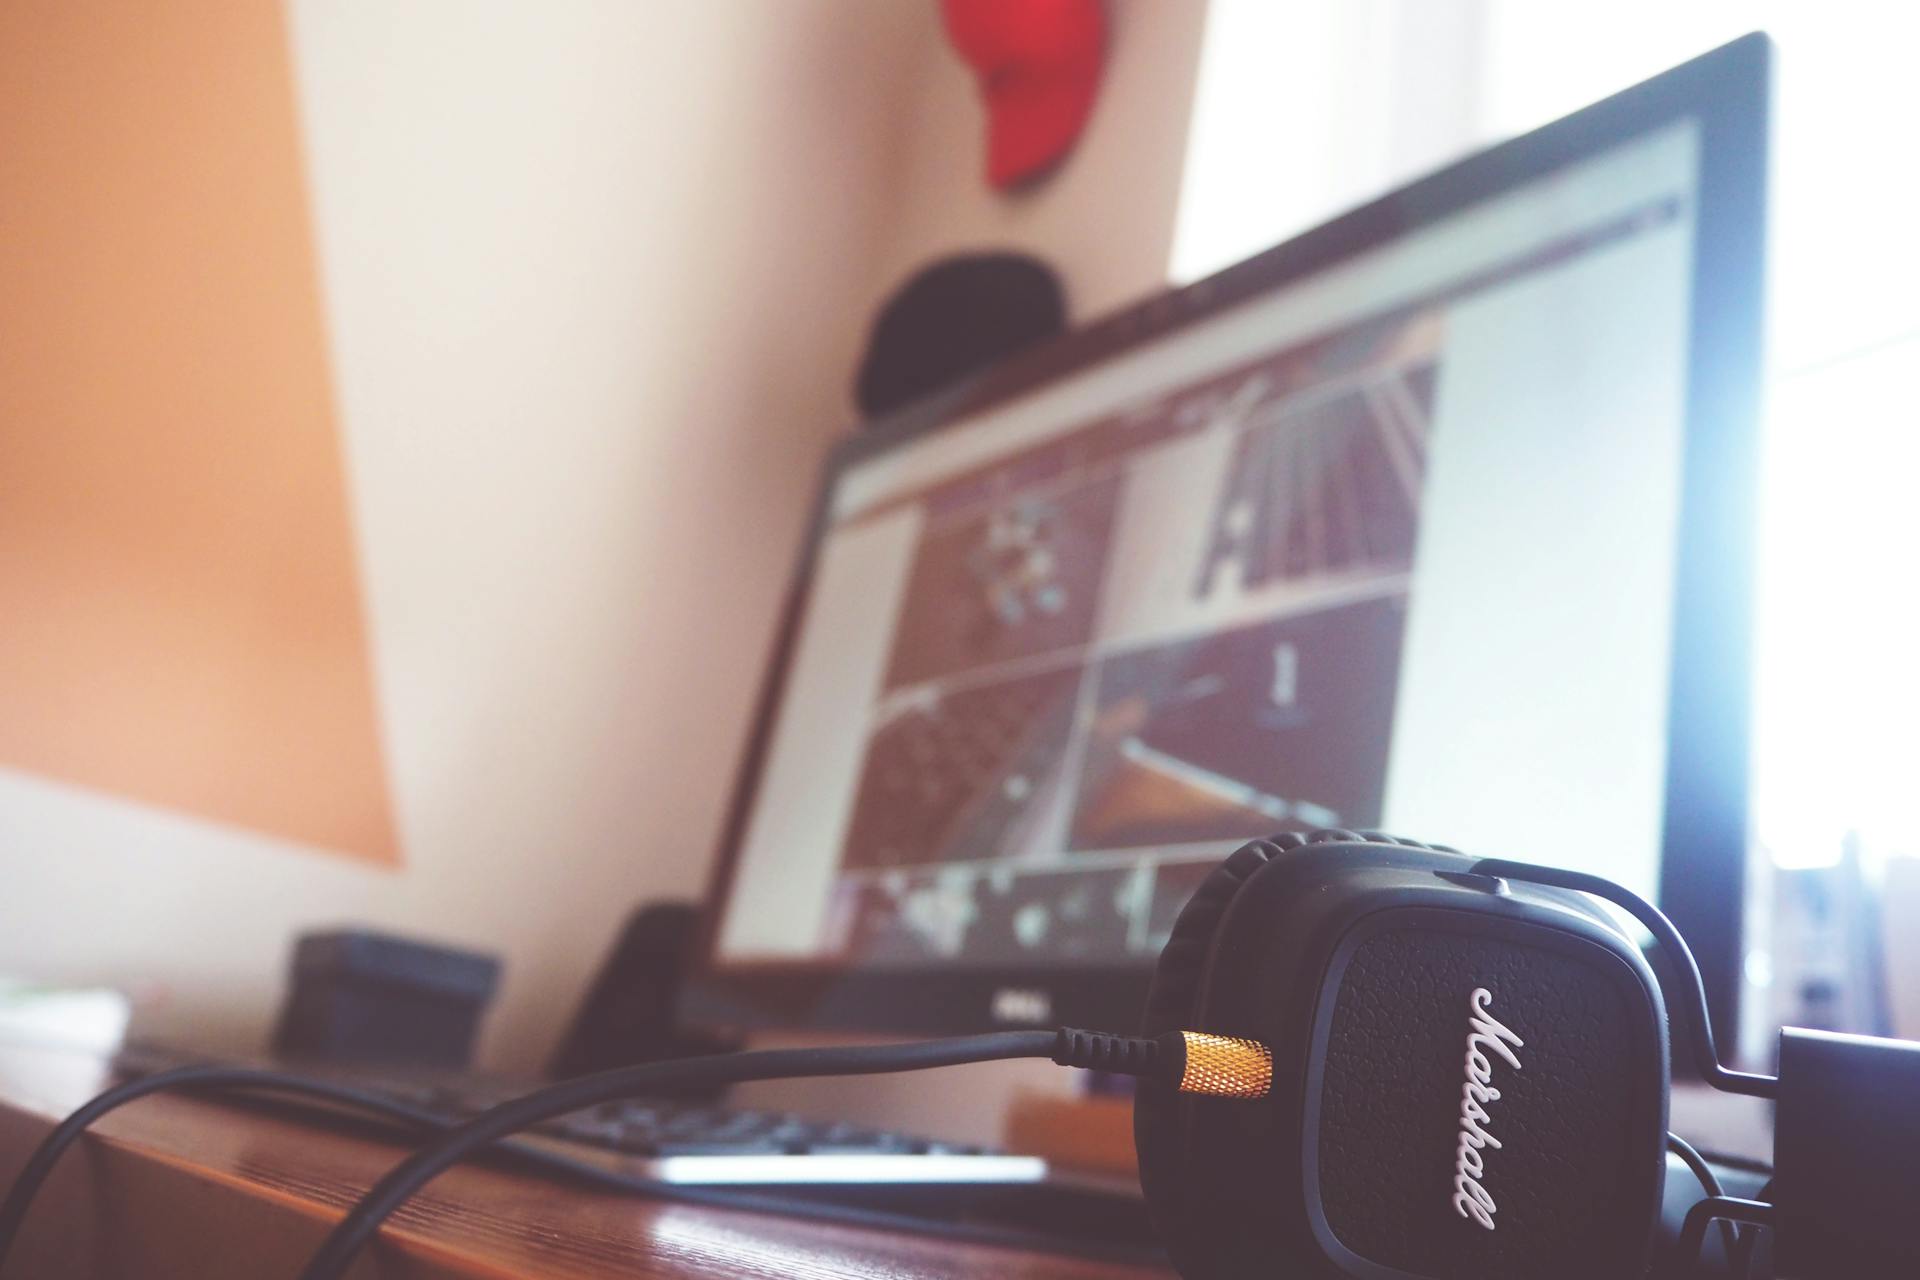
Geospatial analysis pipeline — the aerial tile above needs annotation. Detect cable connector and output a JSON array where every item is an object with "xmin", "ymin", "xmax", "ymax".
[
  {"xmin": 1171, "ymin": 1031, "xmax": 1274, "ymax": 1098},
  {"xmin": 1050, "ymin": 1028, "xmax": 1272, "ymax": 1098}
]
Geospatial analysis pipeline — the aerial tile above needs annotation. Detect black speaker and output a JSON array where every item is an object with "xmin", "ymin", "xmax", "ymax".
[
  {"xmin": 271, "ymin": 930, "xmax": 500, "ymax": 1070},
  {"xmin": 1136, "ymin": 831, "xmax": 1670, "ymax": 1279},
  {"xmin": 547, "ymin": 902, "xmax": 739, "ymax": 1094}
]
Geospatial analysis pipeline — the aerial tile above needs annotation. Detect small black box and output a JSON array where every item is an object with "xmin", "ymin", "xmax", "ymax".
[{"xmin": 271, "ymin": 930, "xmax": 500, "ymax": 1069}]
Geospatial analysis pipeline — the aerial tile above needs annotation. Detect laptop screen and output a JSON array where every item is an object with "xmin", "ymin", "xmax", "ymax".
[{"xmin": 715, "ymin": 118, "xmax": 1702, "ymax": 973}]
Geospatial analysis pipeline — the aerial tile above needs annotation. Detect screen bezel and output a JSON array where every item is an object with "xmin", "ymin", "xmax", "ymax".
[{"xmin": 684, "ymin": 34, "xmax": 1768, "ymax": 1040}]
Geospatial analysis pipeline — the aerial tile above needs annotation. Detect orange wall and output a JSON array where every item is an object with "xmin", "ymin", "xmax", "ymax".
[
  {"xmin": 0, "ymin": 0, "xmax": 932, "ymax": 1069},
  {"xmin": 0, "ymin": 3, "xmax": 1208, "ymax": 1102},
  {"xmin": 0, "ymin": 1, "xmax": 395, "ymax": 861}
]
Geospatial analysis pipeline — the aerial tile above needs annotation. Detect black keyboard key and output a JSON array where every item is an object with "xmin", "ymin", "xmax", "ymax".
[{"xmin": 645, "ymin": 1139, "xmax": 789, "ymax": 1157}]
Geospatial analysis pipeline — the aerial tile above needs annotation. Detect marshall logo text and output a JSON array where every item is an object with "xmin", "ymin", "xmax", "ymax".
[{"xmin": 1452, "ymin": 987, "xmax": 1524, "ymax": 1230}]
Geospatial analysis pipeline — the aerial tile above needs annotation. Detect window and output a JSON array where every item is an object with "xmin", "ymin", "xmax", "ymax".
[{"xmin": 1176, "ymin": 2, "xmax": 1920, "ymax": 871}]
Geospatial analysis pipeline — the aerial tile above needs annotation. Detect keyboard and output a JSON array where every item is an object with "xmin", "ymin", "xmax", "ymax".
[{"xmin": 113, "ymin": 1045, "xmax": 1048, "ymax": 1186}]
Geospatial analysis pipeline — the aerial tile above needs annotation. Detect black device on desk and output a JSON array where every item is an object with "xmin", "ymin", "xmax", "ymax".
[{"xmin": 270, "ymin": 929, "xmax": 500, "ymax": 1070}]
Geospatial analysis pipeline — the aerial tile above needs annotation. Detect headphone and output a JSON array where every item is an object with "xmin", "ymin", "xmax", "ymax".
[
  {"xmin": 1132, "ymin": 830, "xmax": 1920, "ymax": 1279},
  {"xmin": 1133, "ymin": 829, "xmax": 1681, "ymax": 1277}
]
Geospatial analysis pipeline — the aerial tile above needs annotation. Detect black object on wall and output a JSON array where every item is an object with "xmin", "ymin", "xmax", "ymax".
[
  {"xmin": 854, "ymin": 253, "xmax": 1066, "ymax": 421},
  {"xmin": 271, "ymin": 930, "xmax": 500, "ymax": 1070},
  {"xmin": 548, "ymin": 902, "xmax": 738, "ymax": 1094}
]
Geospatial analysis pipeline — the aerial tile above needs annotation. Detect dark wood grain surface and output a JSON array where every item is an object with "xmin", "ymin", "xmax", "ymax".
[{"xmin": 0, "ymin": 1045, "xmax": 1169, "ymax": 1280}]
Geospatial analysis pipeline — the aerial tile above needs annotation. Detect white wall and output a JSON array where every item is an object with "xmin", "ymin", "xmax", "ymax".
[
  {"xmin": 0, "ymin": 1, "xmax": 1213, "ymax": 1133},
  {"xmin": 730, "ymin": 0, "xmax": 1213, "ymax": 1143},
  {"xmin": 0, "ymin": 0, "xmax": 923, "ymax": 1073},
  {"xmin": 1174, "ymin": 0, "xmax": 1485, "ymax": 281},
  {"xmin": 860, "ymin": 0, "xmax": 1210, "ymax": 324}
]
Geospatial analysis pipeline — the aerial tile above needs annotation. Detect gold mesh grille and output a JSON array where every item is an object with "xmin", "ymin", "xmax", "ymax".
[{"xmin": 1178, "ymin": 1032, "xmax": 1273, "ymax": 1098}]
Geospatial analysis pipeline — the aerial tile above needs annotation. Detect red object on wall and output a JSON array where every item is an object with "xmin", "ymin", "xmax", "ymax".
[{"xmin": 940, "ymin": 0, "xmax": 1107, "ymax": 190}]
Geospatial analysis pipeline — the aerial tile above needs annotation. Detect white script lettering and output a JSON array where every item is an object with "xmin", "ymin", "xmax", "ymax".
[{"xmin": 1452, "ymin": 987, "xmax": 1523, "ymax": 1230}]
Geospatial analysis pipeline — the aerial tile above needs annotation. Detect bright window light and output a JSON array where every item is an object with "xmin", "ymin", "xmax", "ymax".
[{"xmin": 1174, "ymin": 2, "xmax": 1920, "ymax": 869}]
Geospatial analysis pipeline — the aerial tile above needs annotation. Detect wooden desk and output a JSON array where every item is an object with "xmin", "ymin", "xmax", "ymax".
[{"xmin": 0, "ymin": 1046, "xmax": 1166, "ymax": 1280}]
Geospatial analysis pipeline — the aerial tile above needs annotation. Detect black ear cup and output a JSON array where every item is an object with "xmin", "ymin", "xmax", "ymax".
[
  {"xmin": 1139, "ymin": 829, "xmax": 1447, "ymax": 1043},
  {"xmin": 1134, "ymin": 835, "xmax": 1290, "ymax": 1274},
  {"xmin": 1134, "ymin": 831, "xmax": 1356, "ymax": 1276},
  {"xmin": 1133, "ymin": 830, "xmax": 1456, "ymax": 1279},
  {"xmin": 1141, "ymin": 834, "xmax": 1296, "ymax": 1034},
  {"xmin": 1138, "ymin": 828, "xmax": 1426, "ymax": 1032}
]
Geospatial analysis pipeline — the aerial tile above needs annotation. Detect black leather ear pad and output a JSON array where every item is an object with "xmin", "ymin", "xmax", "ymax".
[
  {"xmin": 1133, "ymin": 835, "xmax": 1292, "ymax": 1276},
  {"xmin": 1133, "ymin": 829, "xmax": 1448, "ymax": 1277},
  {"xmin": 1140, "ymin": 828, "xmax": 1451, "ymax": 1038},
  {"xmin": 1140, "ymin": 834, "xmax": 1297, "ymax": 1035}
]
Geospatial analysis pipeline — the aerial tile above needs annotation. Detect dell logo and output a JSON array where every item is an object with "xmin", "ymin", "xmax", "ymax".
[
  {"xmin": 990, "ymin": 987, "xmax": 1052, "ymax": 1024},
  {"xmin": 1452, "ymin": 987, "xmax": 1524, "ymax": 1231}
]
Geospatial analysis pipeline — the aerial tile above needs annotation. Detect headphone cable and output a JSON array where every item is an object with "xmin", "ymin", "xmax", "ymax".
[
  {"xmin": 0, "ymin": 1058, "xmax": 1183, "ymax": 1274},
  {"xmin": 296, "ymin": 1026, "xmax": 1270, "ymax": 1280},
  {"xmin": 1666, "ymin": 1131, "xmax": 1744, "ymax": 1270},
  {"xmin": 0, "ymin": 1027, "xmax": 1270, "ymax": 1279}
]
